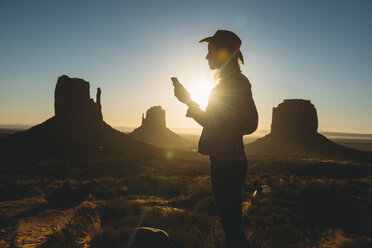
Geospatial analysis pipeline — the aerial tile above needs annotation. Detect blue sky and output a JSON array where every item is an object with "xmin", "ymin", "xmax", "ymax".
[{"xmin": 0, "ymin": 0, "xmax": 371, "ymax": 133}]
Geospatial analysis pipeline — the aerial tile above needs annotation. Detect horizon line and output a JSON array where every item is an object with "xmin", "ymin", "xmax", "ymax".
[{"xmin": 1, "ymin": 123, "xmax": 372, "ymax": 136}]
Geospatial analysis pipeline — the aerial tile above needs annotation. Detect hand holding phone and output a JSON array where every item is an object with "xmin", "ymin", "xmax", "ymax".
[
  {"xmin": 171, "ymin": 77, "xmax": 191, "ymax": 105},
  {"xmin": 171, "ymin": 77, "xmax": 183, "ymax": 88}
]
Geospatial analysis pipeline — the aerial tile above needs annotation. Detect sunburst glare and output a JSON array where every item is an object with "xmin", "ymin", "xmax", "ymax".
[{"xmin": 189, "ymin": 80, "xmax": 214, "ymax": 110}]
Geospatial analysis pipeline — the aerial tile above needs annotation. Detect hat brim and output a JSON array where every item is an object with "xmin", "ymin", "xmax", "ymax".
[{"xmin": 199, "ymin": 36, "xmax": 214, "ymax": 43}]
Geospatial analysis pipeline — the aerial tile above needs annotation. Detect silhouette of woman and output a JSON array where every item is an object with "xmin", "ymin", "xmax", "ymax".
[{"xmin": 173, "ymin": 30, "xmax": 258, "ymax": 248}]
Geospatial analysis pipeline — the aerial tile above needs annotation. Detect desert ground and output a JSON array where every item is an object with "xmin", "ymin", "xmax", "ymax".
[{"xmin": 0, "ymin": 129, "xmax": 371, "ymax": 248}]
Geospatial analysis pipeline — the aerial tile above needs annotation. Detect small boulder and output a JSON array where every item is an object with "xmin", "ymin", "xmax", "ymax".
[{"xmin": 129, "ymin": 227, "xmax": 170, "ymax": 248}]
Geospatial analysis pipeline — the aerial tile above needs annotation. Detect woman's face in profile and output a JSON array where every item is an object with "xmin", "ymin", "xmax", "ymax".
[
  {"xmin": 206, "ymin": 43, "xmax": 219, "ymax": 70},
  {"xmin": 206, "ymin": 43, "xmax": 229, "ymax": 70}
]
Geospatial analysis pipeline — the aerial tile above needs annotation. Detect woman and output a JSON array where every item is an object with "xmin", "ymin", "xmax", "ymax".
[{"xmin": 174, "ymin": 30, "xmax": 258, "ymax": 248}]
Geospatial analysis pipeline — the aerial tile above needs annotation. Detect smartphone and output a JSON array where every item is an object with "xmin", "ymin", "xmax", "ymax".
[{"xmin": 171, "ymin": 77, "xmax": 182, "ymax": 88}]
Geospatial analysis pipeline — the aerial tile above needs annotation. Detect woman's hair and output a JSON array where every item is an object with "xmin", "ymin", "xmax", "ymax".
[{"xmin": 215, "ymin": 49, "xmax": 243, "ymax": 80}]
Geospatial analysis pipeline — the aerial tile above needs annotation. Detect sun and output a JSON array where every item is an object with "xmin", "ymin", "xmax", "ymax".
[{"xmin": 188, "ymin": 80, "xmax": 214, "ymax": 110}]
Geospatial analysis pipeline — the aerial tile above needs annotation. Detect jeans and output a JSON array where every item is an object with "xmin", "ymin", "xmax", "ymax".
[{"xmin": 210, "ymin": 156, "xmax": 248, "ymax": 248}]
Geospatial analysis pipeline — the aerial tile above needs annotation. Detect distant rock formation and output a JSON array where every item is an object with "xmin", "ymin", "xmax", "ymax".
[
  {"xmin": 54, "ymin": 75, "xmax": 102, "ymax": 122},
  {"xmin": 246, "ymin": 99, "xmax": 371, "ymax": 162},
  {"xmin": 0, "ymin": 75, "xmax": 157, "ymax": 158},
  {"xmin": 129, "ymin": 106, "xmax": 191, "ymax": 147},
  {"xmin": 141, "ymin": 106, "xmax": 166, "ymax": 130},
  {"xmin": 271, "ymin": 99, "xmax": 318, "ymax": 138}
]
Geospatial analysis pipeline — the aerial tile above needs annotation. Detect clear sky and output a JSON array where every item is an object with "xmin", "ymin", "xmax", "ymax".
[{"xmin": 0, "ymin": 0, "xmax": 371, "ymax": 133}]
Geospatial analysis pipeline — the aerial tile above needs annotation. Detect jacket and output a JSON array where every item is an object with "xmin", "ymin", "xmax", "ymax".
[{"xmin": 186, "ymin": 71, "xmax": 258, "ymax": 160}]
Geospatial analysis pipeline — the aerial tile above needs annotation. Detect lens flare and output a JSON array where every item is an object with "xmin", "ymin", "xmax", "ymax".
[
  {"xmin": 189, "ymin": 80, "xmax": 213, "ymax": 110},
  {"xmin": 217, "ymin": 49, "xmax": 229, "ymax": 62}
]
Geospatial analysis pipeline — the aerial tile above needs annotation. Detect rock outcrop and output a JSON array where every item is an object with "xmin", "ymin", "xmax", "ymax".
[
  {"xmin": 141, "ymin": 106, "xmax": 166, "ymax": 130},
  {"xmin": 129, "ymin": 106, "xmax": 190, "ymax": 147},
  {"xmin": 246, "ymin": 99, "xmax": 371, "ymax": 162},
  {"xmin": 54, "ymin": 75, "xmax": 102, "ymax": 122},
  {"xmin": 271, "ymin": 99, "xmax": 318, "ymax": 138},
  {"xmin": 0, "ymin": 75, "xmax": 156, "ymax": 158},
  {"xmin": 129, "ymin": 227, "xmax": 170, "ymax": 248}
]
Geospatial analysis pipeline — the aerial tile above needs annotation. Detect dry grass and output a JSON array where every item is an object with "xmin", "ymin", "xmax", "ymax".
[{"xmin": 0, "ymin": 155, "xmax": 371, "ymax": 247}]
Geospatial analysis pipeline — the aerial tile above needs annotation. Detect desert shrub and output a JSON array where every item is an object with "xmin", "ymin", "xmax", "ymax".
[
  {"xmin": 341, "ymin": 236, "xmax": 372, "ymax": 248},
  {"xmin": 0, "ymin": 215, "xmax": 15, "ymax": 230},
  {"xmin": 316, "ymin": 228, "xmax": 372, "ymax": 248},
  {"xmin": 298, "ymin": 179, "xmax": 371, "ymax": 236},
  {"xmin": 90, "ymin": 198, "xmax": 143, "ymax": 248},
  {"xmin": 100, "ymin": 197, "xmax": 141, "ymax": 224},
  {"xmin": 40, "ymin": 202, "xmax": 100, "ymax": 248},
  {"xmin": 130, "ymin": 174, "xmax": 183, "ymax": 199},
  {"xmin": 187, "ymin": 177, "xmax": 211, "ymax": 197},
  {"xmin": 0, "ymin": 180, "xmax": 44, "ymax": 201},
  {"xmin": 243, "ymin": 175, "xmax": 372, "ymax": 247},
  {"xmin": 90, "ymin": 177, "xmax": 129, "ymax": 199},
  {"xmin": 40, "ymin": 224, "xmax": 79, "ymax": 248},
  {"xmin": 141, "ymin": 207, "xmax": 224, "ymax": 248},
  {"xmin": 95, "ymin": 204, "xmax": 224, "ymax": 248},
  {"xmin": 90, "ymin": 225, "xmax": 134, "ymax": 248},
  {"xmin": 185, "ymin": 176, "xmax": 213, "ymax": 209},
  {"xmin": 45, "ymin": 179, "xmax": 90, "ymax": 209},
  {"xmin": 194, "ymin": 196, "xmax": 217, "ymax": 216}
]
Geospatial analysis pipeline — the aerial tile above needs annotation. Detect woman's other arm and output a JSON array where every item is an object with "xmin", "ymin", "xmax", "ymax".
[
  {"xmin": 236, "ymin": 84, "xmax": 258, "ymax": 135},
  {"xmin": 224, "ymin": 78, "xmax": 258, "ymax": 135}
]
